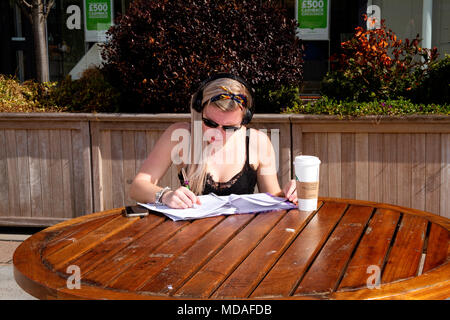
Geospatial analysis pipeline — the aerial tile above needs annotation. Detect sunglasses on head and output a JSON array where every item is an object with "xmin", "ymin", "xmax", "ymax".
[{"xmin": 201, "ymin": 117, "xmax": 242, "ymax": 132}]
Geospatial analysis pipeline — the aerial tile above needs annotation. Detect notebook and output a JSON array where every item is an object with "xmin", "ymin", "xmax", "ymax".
[{"xmin": 138, "ymin": 193, "xmax": 297, "ymax": 221}]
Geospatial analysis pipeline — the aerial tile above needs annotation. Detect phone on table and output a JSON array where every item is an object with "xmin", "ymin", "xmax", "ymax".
[{"xmin": 122, "ymin": 205, "xmax": 149, "ymax": 218}]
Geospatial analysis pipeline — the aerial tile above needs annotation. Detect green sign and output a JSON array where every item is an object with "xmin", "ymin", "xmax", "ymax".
[
  {"xmin": 85, "ymin": 0, "xmax": 112, "ymax": 31},
  {"xmin": 298, "ymin": 0, "xmax": 328, "ymax": 29}
]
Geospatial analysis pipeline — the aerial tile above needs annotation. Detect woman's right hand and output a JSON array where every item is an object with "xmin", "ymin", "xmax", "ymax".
[{"xmin": 161, "ymin": 187, "xmax": 201, "ymax": 209}]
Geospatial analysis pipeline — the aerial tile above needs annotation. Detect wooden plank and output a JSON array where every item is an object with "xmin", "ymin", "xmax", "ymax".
[
  {"xmin": 27, "ymin": 130, "xmax": 43, "ymax": 217},
  {"xmin": 396, "ymin": 134, "xmax": 411, "ymax": 208},
  {"xmin": 291, "ymin": 124, "xmax": 303, "ymax": 173},
  {"xmin": 341, "ymin": 133, "xmax": 355, "ymax": 199},
  {"xmin": 338, "ymin": 208, "xmax": 401, "ymax": 291},
  {"xmin": 328, "ymin": 133, "xmax": 341, "ymax": 198},
  {"xmin": 60, "ymin": 130, "xmax": 74, "ymax": 218},
  {"xmin": 72, "ymin": 122, "xmax": 92, "ymax": 217},
  {"xmin": 54, "ymin": 214, "xmax": 165, "ymax": 275},
  {"xmin": 425, "ymin": 134, "xmax": 441, "ymax": 215},
  {"xmin": 38, "ymin": 130, "xmax": 52, "ymax": 217},
  {"xmin": 368, "ymin": 133, "xmax": 383, "ymax": 203},
  {"xmin": 44, "ymin": 215, "xmax": 139, "ymax": 270},
  {"xmin": 100, "ymin": 130, "xmax": 113, "ymax": 211},
  {"xmin": 382, "ymin": 134, "xmax": 397, "ymax": 205},
  {"xmin": 422, "ymin": 223, "xmax": 449, "ymax": 273},
  {"xmin": 80, "ymin": 219, "xmax": 190, "ymax": 284},
  {"xmin": 16, "ymin": 129, "xmax": 31, "ymax": 216},
  {"xmin": 250, "ymin": 202, "xmax": 347, "ymax": 298},
  {"xmin": 294, "ymin": 122, "xmax": 450, "ymax": 134},
  {"xmin": 90, "ymin": 122, "xmax": 102, "ymax": 212},
  {"xmin": 411, "ymin": 134, "xmax": 426, "ymax": 211},
  {"xmin": 111, "ymin": 130, "xmax": 125, "ymax": 209},
  {"xmin": 174, "ymin": 210, "xmax": 286, "ymax": 298},
  {"xmin": 211, "ymin": 209, "xmax": 316, "ymax": 298},
  {"xmin": 105, "ymin": 216, "xmax": 225, "ymax": 290},
  {"xmin": 381, "ymin": 214, "xmax": 428, "ymax": 283},
  {"xmin": 42, "ymin": 213, "xmax": 120, "ymax": 258},
  {"xmin": 294, "ymin": 205, "xmax": 373, "ymax": 295},
  {"xmin": 355, "ymin": 133, "xmax": 369, "ymax": 201},
  {"xmin": 441, "ymin": 134, "xmax": 450, "ymax": 218},
  {"xmin": 49, "ymin": 130, "xmax": 64, "ymax": 218},
  {"xmin": 0, "ymin": 130, "xmax": 9, "ymax": 216},
  {"xmin": 302, "ymin": 133, "xmax": 315, "ymax": 157},
  {"xmin": 316, "ymin": 133, "xmax": 329, "ymax": 197},
  {"xmin": 440, "ymin": 134, "xmax": 450, "ymax": 218},
  {"xmin": 134, "ymin": 131, "xmax": 148, "ymax": 175},
  {"xmin": 138, "ymin": 214, "xmax": 255, "ymax": 295},
  {"xmin": 122, "ymin": 131, "xmax": 136, "ymax": 206}
]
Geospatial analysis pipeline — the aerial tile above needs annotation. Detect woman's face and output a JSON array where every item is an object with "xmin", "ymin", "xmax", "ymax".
[{"xmin": 202, "ymin": 103, "xmax": 243, "ymax": 144}]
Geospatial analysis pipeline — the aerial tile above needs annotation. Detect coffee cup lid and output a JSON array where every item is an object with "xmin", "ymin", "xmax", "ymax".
[{"xmin": 293, "ymin": 155, "xmax": 321, "ymax": 166}]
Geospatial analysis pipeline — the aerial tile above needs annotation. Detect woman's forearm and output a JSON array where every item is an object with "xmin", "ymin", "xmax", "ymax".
[{"xmin": 129, "ymin": 179, "xmax": 164, "ymax": 204}]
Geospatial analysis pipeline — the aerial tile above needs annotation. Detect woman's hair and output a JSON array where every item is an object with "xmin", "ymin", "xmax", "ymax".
[{"xmin": 186, "ymin": 77, "xmax": 252, "ymax": 195}]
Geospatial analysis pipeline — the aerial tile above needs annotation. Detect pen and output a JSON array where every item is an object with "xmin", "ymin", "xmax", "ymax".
[{"xmin": 181, "ymin": 168, "xmax": 190, "ymax": 190}]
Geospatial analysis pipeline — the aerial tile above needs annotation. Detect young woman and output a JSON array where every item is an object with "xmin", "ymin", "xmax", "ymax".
[{"xmin": 129, "ymin": 74, "xmax": 297, "ymax": 209}]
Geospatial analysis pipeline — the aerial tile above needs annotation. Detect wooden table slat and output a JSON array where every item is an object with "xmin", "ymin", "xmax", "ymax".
[
  {"xmin": 250, "ymin": 201, "xmax": 347, "ymax": 298},
  {"xmin": 42, "ymin": 214, "xmax": 118, "ymax": 257},
  {"xmin": 381, "ymin": 214, "xmax": 428, "ymax": 283},
  {"xmin": 44, "ymin": 215, "xmax": 139, "ymax": 270},
  {"xmin": 294, "ymin": 205, "xmax": 374, "ymax": 295},
  {"xmin": 138, "ymin": 214, "xmax": 255, "ymax": 295},
  {"xmin": 422, "ymin": 223, "xmax": 449, "ymax": 273},
  {"xmin": 338, "ymin": 208, "xmax": 401, "ymax": 291},
  {"xmin": 54, "ymin": 214, "xmax": 165, "ymax": 275},
  {"xmin": 211, "ymin": 209, "xmax": 316, "ymax": 298},
  {"xmin": 106, "ymin": 216, "xmax": 225, "ymax": 290},
  {"xmin": 174, "ymin": 210, "xmax": 286, "ymax": 298},
  {"xmin": 81, "ymin": 219, "xmax": 190, "ymax": 284}
]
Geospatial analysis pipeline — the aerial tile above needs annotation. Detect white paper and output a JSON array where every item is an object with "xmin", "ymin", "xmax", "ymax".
[{"xmin": 139, "ymin": 193, "xmax": 297, "ymax": 221}]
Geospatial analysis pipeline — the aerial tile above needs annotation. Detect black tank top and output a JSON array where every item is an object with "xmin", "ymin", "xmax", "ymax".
[{"xmin": 178, "ymin": 129, "xmax": 257, "ymax": 196}]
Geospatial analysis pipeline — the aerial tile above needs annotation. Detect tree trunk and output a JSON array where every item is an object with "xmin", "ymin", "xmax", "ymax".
[{"xmin": 32, "ymin": 0, "xmax": 49, "ymax": 82}]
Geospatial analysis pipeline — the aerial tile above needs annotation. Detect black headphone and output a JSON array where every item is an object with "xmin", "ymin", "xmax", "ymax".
[{"xmin": 191, "ymin": 73, "xmax": 255, "ymax": 125}]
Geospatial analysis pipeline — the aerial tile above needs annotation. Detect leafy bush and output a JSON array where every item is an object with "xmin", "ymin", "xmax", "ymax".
[
  {"xmin": 52, "ymin": 68, "xmax": 121, "ymax": 113},
  {"xmin": 411, "ymin": 54, "xmax": 450, "ymax": 104},
  {"xmin": 0, "ymin": 74, "xmax": 62, "ymax": 112},
  {"xmin": 321, "ymin": 15, "xmax": 439, "ymax": 102},
  {"xmin": 283, "ymin": 96, "xmax": 449, "ymax": 116},
  {"xmin": 0, "ymin": 68, "xmax": 120, "ymax": 113},
  {"xmin": 101, "ymin": 0, "xmax": 304, "ymax": 113}
]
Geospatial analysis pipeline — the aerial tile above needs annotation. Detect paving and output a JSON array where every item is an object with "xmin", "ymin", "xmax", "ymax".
[{"xmin": 0, "ymin": 233, "xmax": 37, "ymax": 300}]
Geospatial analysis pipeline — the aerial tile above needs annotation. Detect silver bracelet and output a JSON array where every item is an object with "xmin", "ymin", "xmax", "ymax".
[{"xmin": 155, "ymin": 186, "xmax": 171, "ymax": 204}]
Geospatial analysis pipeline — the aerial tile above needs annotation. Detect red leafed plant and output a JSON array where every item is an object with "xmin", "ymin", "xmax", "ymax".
[{"xmin": 321, "ymin": 14, "xmax": 439, "ymax": 102}]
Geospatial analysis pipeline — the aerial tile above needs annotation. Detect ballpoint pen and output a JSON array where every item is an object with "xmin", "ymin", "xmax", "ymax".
[{"xmin": 181, "ymin": 167, "xmax": 190, "ymax": 190}]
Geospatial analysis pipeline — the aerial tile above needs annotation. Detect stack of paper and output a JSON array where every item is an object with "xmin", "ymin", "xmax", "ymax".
[{"xmin": 139, "ymin": 193, "xmax": 297, "ymax": 221}]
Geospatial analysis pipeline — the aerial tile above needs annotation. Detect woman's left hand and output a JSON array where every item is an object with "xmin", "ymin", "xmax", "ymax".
[{"xmin": 282, "ymin": 179, "xmax": 297, "ymax": 204}]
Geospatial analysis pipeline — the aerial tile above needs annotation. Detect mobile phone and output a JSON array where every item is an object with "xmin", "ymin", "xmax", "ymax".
[{"xmin": 122, "ymin": 205, "xmax": 149, "ymax": 217}]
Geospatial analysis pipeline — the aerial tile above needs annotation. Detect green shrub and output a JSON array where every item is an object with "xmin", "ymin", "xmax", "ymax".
[
  {"xmin": 51, "ymin": 68, "xmax": 121, "ymax": 113},
  {"xmin": 101, "ymin": 0, "xmax": 304, "ymax": 113},
  {"xmin": 0, "ymin": 74, "xmax": 61, "ymax": 112},
  {"xmin": 283, "ymin": 96, "xmax": 450, "ymax": 116}
]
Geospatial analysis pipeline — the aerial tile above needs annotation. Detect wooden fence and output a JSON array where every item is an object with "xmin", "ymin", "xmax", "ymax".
[{"xmin": 0, "ymin": 113, "xmax": 448, "ymax": 226}]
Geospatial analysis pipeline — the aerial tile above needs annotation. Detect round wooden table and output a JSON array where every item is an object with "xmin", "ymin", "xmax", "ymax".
[{"xmin": 14, "ymin": 198, "xmax": 450, "ymax": 300}]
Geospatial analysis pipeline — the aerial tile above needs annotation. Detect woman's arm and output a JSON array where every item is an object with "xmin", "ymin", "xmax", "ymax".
[
  {"xmin": 129, "ymin": 122, "xmax": 189, "ymax": 203},
  {"xmin": 252, "ymin": 129, "xmax": 297, "ymax": 202},
  {"xmin": 251, "ymin": 129, "xmax": 283, "ymax": 197}
]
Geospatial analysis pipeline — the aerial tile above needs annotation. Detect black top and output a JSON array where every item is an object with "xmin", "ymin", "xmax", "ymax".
[{"xmin": 178, "ymin": 129, "xmax": 257, "ymax": 196}]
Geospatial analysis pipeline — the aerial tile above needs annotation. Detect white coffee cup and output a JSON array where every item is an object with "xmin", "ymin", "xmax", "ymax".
[{"xmin": 293, "ymin": 155, "xmax": 321, "ymax": 211}]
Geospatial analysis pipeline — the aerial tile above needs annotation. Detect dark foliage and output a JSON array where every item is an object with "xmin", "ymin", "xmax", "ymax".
[
  {"xmin": 411, "ymin": 55, "xmax": 450, "ymax": 105},
  {"xmin": 101, "ymin": 0, "xmax": 304, "ymax": 113}
]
